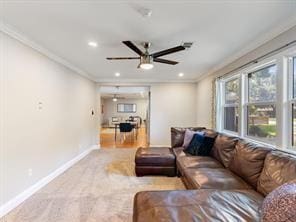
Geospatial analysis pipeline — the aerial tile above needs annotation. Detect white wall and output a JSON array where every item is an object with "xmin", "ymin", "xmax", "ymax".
[
  {"xmin": 101, "ymin": 98, "xmax": 148, "ymax": 125},
  {"xmin": 196, "ymin": 25, "xmax": 296, "ymax": 128},
  {"xmin": 96, "ymin": 88, "xmax": 101, "ymax": 145},
  {"xmin": 195, "ymin": 77, "xmax": 214, "ymax": 128},
  {"xmin": 150, "ymin": 83, "xmax": 197, "ymax": 146},
  {"xmin": 0, "ymin": 31, "xmax": 98, "ymax": 207}
]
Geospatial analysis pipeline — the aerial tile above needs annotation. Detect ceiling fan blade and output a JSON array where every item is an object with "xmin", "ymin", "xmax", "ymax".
[
  {"xmin": 151, "ymin": 45, "xmax": 185, "ymax": 58},
  {"xmin": 106, "ymin": 57, "xmax": 140, "ymax": 60},
  {"xmin": 154, "ymin": 58, "xmax": 178, "ymax": 65},
  {"xmin": 122, "ymin": 41, "xmax": 144, "ymax": 56}
]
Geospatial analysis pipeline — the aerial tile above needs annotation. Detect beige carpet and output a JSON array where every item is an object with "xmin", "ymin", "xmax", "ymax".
[{"xmin": 2, "ymin": 149, "xmax": 185, "ymax": 222}]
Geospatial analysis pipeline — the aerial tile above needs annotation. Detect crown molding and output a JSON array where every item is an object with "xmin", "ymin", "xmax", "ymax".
[
  {"xmin": 95, "ymin": 78, "xmax": 197, "ymax": 84},
  {"xmin": 195, "ymin": 15, "xmax": 296, "ymax": 82},
  {"xmin": 0, "ymin": 22, "xmax": 96, "ymax": 82},
  {"xmin": 0, "ymin": 22, "xmax": 198, "ymax": 84},
  {"xmin": 3, "ymin": 14, "xmax": 295, "ymax": 85}
]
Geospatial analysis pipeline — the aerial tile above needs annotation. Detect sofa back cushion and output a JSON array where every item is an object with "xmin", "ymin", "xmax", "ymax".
[
  {"xmin": 210, "ymin": 133, "xmax": 239, "ymax": 168},
  {"xmin": 229, "ymin": 141, "xmax": 272, "ymax": 188},
  {"xmin": 202, "ymin": 129, "xmax": 218, "ymax": 138},
  {"xmin": 257, "ymin": 151, "xmax": 296, "ymax": 196},
  {"xmin": 171, "ymin": 127, "xmax": 205, "ymax": 148}
]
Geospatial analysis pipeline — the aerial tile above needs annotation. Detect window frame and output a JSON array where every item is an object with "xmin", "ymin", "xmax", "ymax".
[
  {"xmin": 243, "ymin": 62, "xmax": 277, "ymax": 145},
  {"xmin": 288, "ymin": 55, "xmax": 296, "ymax": 149},
  {"xmin": 216, "ymin": 45, "xmax": 296, "ymax": 151},
  {"xmin": 292, "ymin": 103, "xmax": 296, "ymax": 147},
  {"xmin": 219, "ymin": 75, "xmax": 240, "ymax": 135},
  {"xmin": 221, "ymin": 75, "xmax": 241, "ymax": 135}
]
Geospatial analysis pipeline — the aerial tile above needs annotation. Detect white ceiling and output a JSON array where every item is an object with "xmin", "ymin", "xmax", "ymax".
[{"xmin": 1, "ymin": 1, "xmax": 296, "ymax": 82}]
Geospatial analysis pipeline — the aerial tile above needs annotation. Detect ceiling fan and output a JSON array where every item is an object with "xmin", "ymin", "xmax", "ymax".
[
  {"xmin": 106, "ymin": 41, "xmax": 186, "ymax": 70},
  {"xmin": 112, "ymin": 94, "xmax": 125, "ymax": 102},
  {"xmin": 111, "ymin": 86, "xmax": 125, "ymax": 102}
]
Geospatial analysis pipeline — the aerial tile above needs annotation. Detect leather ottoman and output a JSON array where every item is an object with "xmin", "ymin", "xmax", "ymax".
[{"xmin": 135, "ymin": 147, "xmax": 176, "ymax": 177}]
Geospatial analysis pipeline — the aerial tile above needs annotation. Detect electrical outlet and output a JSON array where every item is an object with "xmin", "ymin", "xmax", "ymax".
[
  {"xmin": 38, "ymin": 102, "xmax": 43, "ymax": 110},
  {"xmin": 28, "ymin": 168, "xmax": 33, "ymax": 177}
]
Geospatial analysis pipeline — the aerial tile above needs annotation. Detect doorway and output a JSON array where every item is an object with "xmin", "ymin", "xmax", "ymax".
[{"xmin": 99, "ymin": 86, "xmax": 150, "ymax": 148}]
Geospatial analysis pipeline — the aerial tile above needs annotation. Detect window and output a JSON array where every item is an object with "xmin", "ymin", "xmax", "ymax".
[
  {"xmin": 117, "ymin": 103, "xmax": 137, "ymax": 113},
  {"xmin": 292, "ymin": 57, "xmax": 296, "ymax": 147},
  {"xmin": 246, "ymin": 65, "xmax": 277, "ymax": 142},
  {"xmin": 293, "ymin": 57, "xmax": 296, "ymax": 98},
  {"xmin": 223, "ymin": 78, "xmax": 239, "ymax": 132},
  {"xmin": 292, "ymin": 104, "xmax": 296, "ymax": 146},
  {"xmin": 248, "ymin": 65, "xmax": 277, "ymax": 102},
  {"xmin": 247, "ymin": 104, "xmax": 276, "ymax": 140},
  {"xmin": 216, "ymin": 47, "xmax": 296, "ymax": 150}
]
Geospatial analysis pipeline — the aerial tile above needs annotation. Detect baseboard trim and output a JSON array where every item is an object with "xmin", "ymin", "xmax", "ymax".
[{"xmin": 0, "ymin": 145, "xmax": 99, "ymax": 218}]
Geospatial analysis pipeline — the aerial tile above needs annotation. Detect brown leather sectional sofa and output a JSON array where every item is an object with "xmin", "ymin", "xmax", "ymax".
[{"xmin": 133, "ymin": 127, "xmax": 296, "ymax": 222}]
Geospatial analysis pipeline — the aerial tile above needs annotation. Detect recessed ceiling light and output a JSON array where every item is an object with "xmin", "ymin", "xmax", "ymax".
[
  {"xmin": 178, "ymin": 72, "xmax": 184, "ymax": 77},
  {"xmin": 88, "ymin": 41, "xmax": 98, "ymax": 47},
  {"xmin": 115, "ymin": 72, "xmax": 120, "ymax": 77}
]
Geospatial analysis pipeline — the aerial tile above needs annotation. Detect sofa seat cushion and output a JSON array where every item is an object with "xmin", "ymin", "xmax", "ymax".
[
  {"xmin": 177, "ymin": 156, "xmax": 223, "ymax": 171},
  {"xmin": 133, "ymin": 189, "xmax": 263, "ymax": 222},
  {"xmin": 229, "ymin": 141, "xmax": 272, "ymax": 188},
  {"xmin": 257, "ymin": 151, "xmax": 296, "ymax": 196},
  {"xmin": 172, "ymin": 147, "xmax": 188, "ymax": 157},
  {"xmin": 183, "ymin": 168, "xmax": 251, "ymax": 190}
]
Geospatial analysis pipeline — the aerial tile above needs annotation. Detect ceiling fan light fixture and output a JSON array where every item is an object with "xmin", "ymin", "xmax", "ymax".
[
  {"xmin": 107, "ymin": 41, "xmax": 186, "ymax": 69},
  {"xmin": 140, "ymin": 63, "xmax": 154, "ymax": 70},
  {"xmin": 140, "ymin": 55, "xmax": 154, "ymax": 70},
  {"xmin": 112, "ymin": 92, "xmax": 118, "ymax": 102}
]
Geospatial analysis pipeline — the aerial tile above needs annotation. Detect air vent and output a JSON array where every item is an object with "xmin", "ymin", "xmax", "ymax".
[
  {"xmin": 137, "ymin": 7, "xmax": 152, "ymax": 18},
  {"xmin": 182, "ymin": 42, "xmax": 194, "ymax": 49}
]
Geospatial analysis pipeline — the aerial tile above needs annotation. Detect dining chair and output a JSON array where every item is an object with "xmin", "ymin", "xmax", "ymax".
[{"xmin": 119, "ymin": 123, "xmax": 134, "ymax": 143}]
